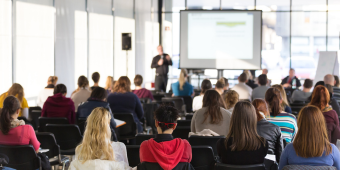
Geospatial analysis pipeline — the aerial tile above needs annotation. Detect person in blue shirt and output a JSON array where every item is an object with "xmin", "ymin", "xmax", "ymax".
[
  {"xmin": 171, "ymin": 69, "xmax": 194, "ymax": 97},
  {"xmin": 279, "ymin": 105, "xmax": 340, "ymax": 170}
]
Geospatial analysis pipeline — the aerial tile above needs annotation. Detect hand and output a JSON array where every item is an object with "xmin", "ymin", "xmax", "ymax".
[
  {"xmin": 166, "ymin": 55, "xmax": 171, "ymax": 61},
  {"xmin": 158, "ymin": 59, "xmax": 163, "ymax": 65},
  {"xmin": 283, "ymin": 83, "xmax": 291, "ymax": 88}
]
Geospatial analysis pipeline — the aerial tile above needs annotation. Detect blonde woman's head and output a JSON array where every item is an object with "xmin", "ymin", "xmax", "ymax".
[
  {"xmin": 179, "ymin": 69, "xmax": 188, "ymax": 90},
  {"xmin": 75, "ymin": 107, "xmax": 114, "ymax": 163}
]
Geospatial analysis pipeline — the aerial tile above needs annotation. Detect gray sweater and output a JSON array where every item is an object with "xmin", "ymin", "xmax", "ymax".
[{"xmin": 191, "ymin": 107, "xmax": 232, "ymax": 136}]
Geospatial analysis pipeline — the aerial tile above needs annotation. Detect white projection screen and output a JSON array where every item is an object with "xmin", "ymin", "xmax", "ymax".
[{"xmin": 180, "ymin": 10, "xmax": 262, "ymax": 69}]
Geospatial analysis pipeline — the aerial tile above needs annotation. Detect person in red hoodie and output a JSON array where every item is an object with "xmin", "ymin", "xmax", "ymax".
[
  {"xmin": 140, "ymin": 105, "xmax": 192, "ymax": 170},
  {"xmin": 41, "ymin": 84, "xmax": 75, "ymax": 124}
]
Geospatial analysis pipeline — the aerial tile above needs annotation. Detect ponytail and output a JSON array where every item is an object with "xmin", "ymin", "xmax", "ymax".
[
  {"xmin": 179, "ymin": 69, "xmax": 188, "ymax": 90},
  {"xmin": 0, "ymin": 96, "xmax": 21, "ymax": 135},
  {"xmin": 265, "ymin": 88, "xmax": 282, "ymax": 116}
]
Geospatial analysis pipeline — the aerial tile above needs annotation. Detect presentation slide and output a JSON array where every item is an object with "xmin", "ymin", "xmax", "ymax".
[{"xmin": 180, "ymin": 10, "xmax": 262, "ymax": 70}]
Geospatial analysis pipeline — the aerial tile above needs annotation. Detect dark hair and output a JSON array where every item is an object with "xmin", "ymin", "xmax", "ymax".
[
  {"xmin": 334, "ymin": 75, "xmax": 340, "ymax": 87},
  {"xmin": 258, "ymin": 74, "xmax": 267, "ymax": 86},
  {"xmin": 113, "ymin": 76, "xmax": 131, "ymax": 93},
  {"xmin": 265, "ymin": 87, "xmax": 282, "ymax": 116},
  {"xmin": 303, "ymin": 79, "xmax": 313, "ymax": 89},
  {"xmin": 239, "ymin": 73, "xmax": 247, "ymax": 82},
  {"xmin": 134, "ymin": 75, "xmax": 143, "ymax": 86},
  {"xmin": 0, "ymin": 96, "xmax": 21, "ymax": 135},
  {"xmin": 92, "ymin": 72, "xmax": 100, "ymax": 83},
  {"xmin": 154, "ymin": 105, "xmax": 179, "ymax": 132},
  {"xmin": 201, "ymin": 79, "xmax": 212, "ymax": 94},
  {"xmin": 54, "ymin": 84, "xmax": 67, "ymax": 95},
  {"xmin": 215, "ymin": 78, "xmax": 225, "ymax": 89},
  {"xmin": 202, "ymin": 90, "xmax": 226, "ymax": 124},
  {"xmin": 90, "ymin": 87, "xmax": 107, "ymax": 100},
  {"xmin": 315, "ymin": 81, "xmax": 325, "ymax": 88},
  {"xmin": 78, "ymin": 76, "xmax": 89, "ymax": 88},
  {"xmin": 224, "ymin": 78, "xmax": 229, "ymax": 87}
]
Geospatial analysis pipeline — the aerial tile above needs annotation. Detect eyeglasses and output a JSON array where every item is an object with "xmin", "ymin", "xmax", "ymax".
[{"xmin": 157, "ymin": 121, "xmax": 176, "ymax": 129}]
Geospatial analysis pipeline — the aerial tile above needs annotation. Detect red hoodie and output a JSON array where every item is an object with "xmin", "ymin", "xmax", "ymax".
[{"xmin": 140, "ymin": 138, "xmax": 192, "ymax": 170}]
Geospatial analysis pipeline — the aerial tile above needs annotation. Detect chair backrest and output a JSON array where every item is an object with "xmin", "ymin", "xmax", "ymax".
[
  {"xmin": 126, "ymin": 145, "xmax": 140, "ymax": 167},
  {"xmin": 191, "ymin": 146, "xmax": 215, "ymax": 170},
  {"xmin": 188, "ymin": 136, "xmax": 225, "ymax": 156},
  {"xmin": 214, "ymin": 163, "xmax": 265, "ymax": 170},
  {"xmin": 29, "ymin": 106, "xmax": 42, "ymax": 114},
  {"xmin": 28, "ymin": 110, "xmax": 41, "ymax": 130},
  {"xmin": 38, "ymin": 117, "xmax": 69, "ymax": 132},
  {"xmin": 135, "ymin": 134, "xmax": 155, "ymax": 145},
  {"xmin": 142, "ymin": 103, "xmax": 159, "ymax": 134},
  {"xmin": 185, "ymin": 114, "xmax": 193, "ymax": 120},
  {"xmin": 139, "ymin": 98, "xmax": 150, "ymax": 104},
  {"xmin": 45, "ymin": 124, "xmax": 83, "ymax": 150},
  {"xmin": 0, "ymin": 145, "xmax": 41, "ymax": 170},
  {"xmin": 137, "ymin": 162, "xmax": 194, "ymax": 170},
  {"xmin": 77, "ymin": 117, "xmax": 87, "ymax": 135},
  {"xmin": 36, "ymin": 132, "xmax": 60, "ymax": 159},
  {"xmin": 113, "ymin": 113, "xmax": 137, "ymax": 139},
  {"xmin": 282, "ymin": 165, "xmax": 337, "ymax": 170},
  {"xmin": 153, "ymin": 94, "xmax": 165, "ymax": 101},
  {"xmin": 162, "ymin": 97, "xmax": 185, "ymax": 113},
  {"xmin": 172, "ymin": 126, "xmax": 190, "ymax": 140},
  {"xmin": 177, "ymin": 120, "xmax": 191, "ymax": 127},
  {"xmin": 179, "ymin": 96, "xmax": 193, "ymax": 113}
]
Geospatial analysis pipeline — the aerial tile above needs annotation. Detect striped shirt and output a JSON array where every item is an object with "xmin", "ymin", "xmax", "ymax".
[{"xmin": 267, "ymin": 112, "xmax": 298, "ymax": 143}]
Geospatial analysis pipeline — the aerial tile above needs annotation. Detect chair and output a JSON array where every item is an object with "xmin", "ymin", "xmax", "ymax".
[
  {"xmin": 113, "ymin": 113, "xmax": 137, "ymax": 140},
  {"xmin": 282, "ymin": 165, "xmax": 336, "ymax": 170},
  {"xmin": 77, "ymin": 117, "xmax": 87, "ymax": 135},
  {"xmin": 137, "ymin": 162, "xmax": 194, "ymax": 170},
  {"xmin": 185, "ymin": 114, "xmax": 193, "ymax": 120},
  {"xmin": 45, "ymin": 124, "xmax": 83, "ymax": 155},
  {"xmin": 28, "ymin": 110, "xmax": 42, "ymax": 130},
  {"xmin": 153, "ymin": 94, "xmax": 165, "ymax": 101},
  {"xmin": 126, "ymin": 145, "xmax": 140, "ymax": 167},
  {"xmin": 214, "ymin": 163, "xmax": 265, "ymax": 170},
  {"xmin": 191, "ymin": 146, "xmax": 215, "ymax": 170},
  {"xmin": 188, "ymin": 136, "xmax": 225, "ymax": 156},
  {"xmin": 38, "ymin": 117, "xmax": 69, "ymax": 132},
  {"xmin": 172, "ymin": 126, "xmax": 191, "ymax": 139},
  {"xmin": 290, "ymin": 101, "xmax": 306, "ymax": 115},
  {"xmin": 0, "ymin": 145, "xmax": 41, "ymax": 170},
  {"xmin": 29, "ymin": 106, "xmax": 41, "ymax": 114},
  {"xmin": 36, "ymin": 132, "xmax": 70, "ymax": 170},
  {"xmin": 142, "ymin": 103, "xmax": 159, "ymax": 134},
  {"xmin": 18, "ymin": 116, "xmax": 31, "ymax": 125},
  {"xmin": 179, "ymin": 96, "xmax": 193, "ymax": 113},
  {"xmin": 162, "ymin": 97, "xmax": 186, "ymax": 114},
  {"xmin": 139, "ymin": 98, "xmax": 150, "ymax": 104},
  {"xmin": 177, "ymin": 120, "xmax": 191, "ymax": 126},
  {"xmin": 135, "ymin": 134, "xmax": 155, "ymax": 145}
]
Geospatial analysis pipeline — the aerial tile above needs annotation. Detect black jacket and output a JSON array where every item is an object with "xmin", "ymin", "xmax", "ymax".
[
  {"xmin": 151, "ymin": 54, "xmax": 172, "ymax": 75},
  {"xmin": 281, "ymin": 76, "xmax": 301, "ymax": 89},
  {"xmin": 257, "ymin": 119, "xmax": 284, "ymax": 163},
  {"xmin": 137, "ymin": 162, "xmax": 195, "ymax": 170}
]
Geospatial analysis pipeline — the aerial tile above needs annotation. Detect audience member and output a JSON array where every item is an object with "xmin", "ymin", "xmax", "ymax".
[
  {"xmin": 290, "ymin": 79, "xmax": 313, "ymax": 102},
  {"xmin": 221, "ymin": 77, "xmax": 229, "ymax": 96},
  {"xmin": 105, "ymin": 76, "xmax": 115, "ymax": 94},
  {"xmin": 279, "ymin": 106, "xmax": 340, "ymax": 170},
  {"xmin": 252, "ymin": 74, "xmax": 269, "ymax": 100},
  {"xmin": 90, "ymin": 72, "xmax": 100, "ymax": 91},
  {"xmin": 231, "ymin": 73, "xmax": 252, "ymax": 101},
  {"xmin": 272, "ymin": 84, "xmax": 292, "ymax": 113},
  {"xmin": 192, "ymin": 79, "xmax": 212, "ymax": 111},
  {"xmin": 266, "ymin": 88, "xmax": 297, "ymax": 143},
  {"xmin": 132, "ymin": 75, "xmax": 154, "ymax": 101},
  {"xmin": 281, "ymin": 68, "xmax": 301, "ymax": 89},
  {"xmin": 0, "ymin": 83, "xmax": 29, "ymax": 118},
  {"xmin": 311, "ymin": 81, "xmax": 340, "ymax": 117},
  {"xmin": 262, "ymin": 69, "xmax": 268, "ymax": 75},
  {"xmin": 77, "ymin": 87, "xmax": 117, "ymax": 141},
  {"xmin": 217, "ymin": 101, "xmax": 268, "ymax": 165},
  {"xmin": 262, "ymin": 69, "xmax": 272, "ymax": 86},
  {"xmin": 71, "ymin": 76, "xmax": 91, "ymax": 112},
  {"xmin": 171, "ymin": 69, "xmax": 194, "ymax": 97},
  {"xmin": 334, "ymin": 75, "xmax": 340, "ymax": 90},
  {"xmin": 309, "ymin": 85, "xmax": 340, "ymax": 144},
  {"xmin": 107, "ymin": 76, "xmax": 144, "ymax": 133},
  {"xmin": 224, "ymin": 90, "xmax": 239, "ymax": 113},
  {"xmin": 252, "ymin": 99, "xmax": 283, "ymax": 162},
  {"xmin": 37, "ymin": 76, "xmax": 58, "ymax": 108},
  {"xmin": 191, "ymin": 90, "xmax": 231, "ymax": 136},
  {"xmin": 140, "ymin": 105, "xmax": 192, "ymax": 170},
  {"xmin": 244, "ymin": 70, "xmax": 258, "ymax": 89},
  {"xmin": 215, "ymin": 78, "xmax": 226, "ymax": 95},
  {"xmin": 324, "ymin": 74, "xmax": 335, "ymax": 87},
  {"xmin": 70, "ymin": 107, "xmax": 130, "ymax": 170},
  {"xmin": 42, "ymin": 84, "xmax": 75, "ymax": 124},
  {"xmin": 0, "ymin": 96, "xmax": 40, "ymax": 153}
]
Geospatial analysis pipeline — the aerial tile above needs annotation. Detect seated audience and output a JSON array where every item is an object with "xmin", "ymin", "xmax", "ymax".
[
  {"xmin": 325, "ymin": 74, "xmax": 336, "ymax": 87},
  {"xmin": 334, "ymin": 75, "xmax": 340, "ymax": 90},
  {"xmin": 192, "ymin": 79, "xmax": 212, "ymax": 111},
  {"xmin": 272, "ymin": 84, "xmax": 292, "ymax": 113},
  {"xmin": 244, "ymin": 70, "xmax": 258, "ymax": 89},
  {"xmin": 252, "ymin": 74, "xmax": 269, "ymax": 100},
  {"xmin": 291, "ymin": 79, "xmax": 313, "ymax": 102},
  {"xmin": 215, "ymin": 78, "xmax": 225, "ymax": 95},
  {"xmin": 132, "ymin": 74, "xmax": 154, "ymax": 101},
  {"xmin": 224, "ymin": 90, "xmax": 239, "ymax": 113},
  {"xmin": 77, "ymin": 87, "xmax": 117, "ymax": 141},
  {"xmin": 324, "ymin": 75, "xmax": 340, "ymax": 117},
  {"xmin": 266, "ymin": 88, "xmax": 297, "ymax": 143},
  {"xmin": 90, "ymin": 72, "xmax": 100, "ymax": 91},
  {"xmin": 0, "ymin": 83, "xmax": 29, "ymax": 118},
  {"xmin": 231, "ymin": 73, "xmax": 252, "ymax": 101},
  {"xmin": 71, "ymin": 76, "xmax": 91, "ymax": 112},
  {"xmin": 171, "ymin": 69, "xmax": 194, "ymax": 97},
  {"xmin": 107, "ymin": 76, "xmax": 144, "ymax": 133},
  {"xmin": 217, "ymin": 101, "xmax": 268, "ymax": 165},
  {"xmin": 191, "ymin": 90, "xmax": 231, "ymax": 136},
  {"xmin": 37, "ymin": 76, "xmax": 58, "ymax": 108},
  {"xmin": 70, "ymin": 107, "xmax": 130, "ymax": 170},
  {"xmin": 262, "ymin": 68, "xmax": 271, "ymax": 86},
  {"xmin": 105, "ymin": 76, "xmax": 115, "ymax": 94},
  {"xmin": 281, "ymin": 68, "xmax": 301, "ymax": 89},
  {"xmin": 0, "ymin": 96, "xmax": 40, "ymax": 152},
  {"xmin": 309, "ymin": 85, "xmax": 340, "ymax": 144},
  {"xmin": 42, "ymin": 84, "xmax": 75, "ymax": 124},
  {"xmin": 253, "ymin": 99, "xmax": 283, "ymax": 162},
  {"xmin": 279, "ymin": 106, "xmax": 340, "ymax": 170},
  {"xmin": 140, "ymin": 105, "xmax": 192, "ymax": 170}
]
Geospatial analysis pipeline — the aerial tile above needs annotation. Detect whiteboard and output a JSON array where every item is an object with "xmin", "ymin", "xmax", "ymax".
[{"xmin": 314, "ymin": 51, "xmax": 339, "ymax": 84}]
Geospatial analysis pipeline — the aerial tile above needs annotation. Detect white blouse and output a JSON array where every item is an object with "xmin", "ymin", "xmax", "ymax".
[{"xmin": 192, "ymin": 95, "xmax": 204, "ymax": 112}]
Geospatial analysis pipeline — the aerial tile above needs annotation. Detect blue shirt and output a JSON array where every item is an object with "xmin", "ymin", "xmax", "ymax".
[
  {"xmin": 267, "ymin": 112, "xmax": 297, "ymax": 143},
  {"xmin": 279, "ymin": 143, "xmax": 340, "ymax": 170},
  {"xmin": 171, "ymin": 81, "xmax": 193, "ymax": 96}
]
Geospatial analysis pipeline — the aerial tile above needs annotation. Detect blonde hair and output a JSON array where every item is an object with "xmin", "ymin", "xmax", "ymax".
[
  {"xmin": 105, "ymin": 76, "xmax": 114, "ymax": 91},
  {"xmin": 179, "ymin": 69, "xmax": 188, "ymax": 90},
  {"xmin": 2, "ymin": 83, "xmax": 24, "ymax": 104},
  {"xmin": 272, "ymin": 84, "xmax": 290, "ymax": 107},
  {"xmin": 48, "ymin": 76, "xmax": 58, "ymax": 85},
  {"xmin": 75, "ymin": 107, "xmax": 114, "ymax": 163},
  {"xmin": 224, "ymin": 90, "xmax": 239, "ymax": 109}
]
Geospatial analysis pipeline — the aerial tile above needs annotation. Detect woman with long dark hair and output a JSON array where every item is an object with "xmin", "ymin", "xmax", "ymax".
[
  {"xmin": 191, "ymin": 90, "xmax": 231, "ymax": 136},
  {"xmin": 217, "ymin": 101, "xmax": 268, "ymax": 165}
]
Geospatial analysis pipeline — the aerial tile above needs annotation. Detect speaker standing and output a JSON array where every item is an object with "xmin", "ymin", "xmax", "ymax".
[{"xmin": 151, "ymin": 45, "xmax": 172, "ymax": 92}]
